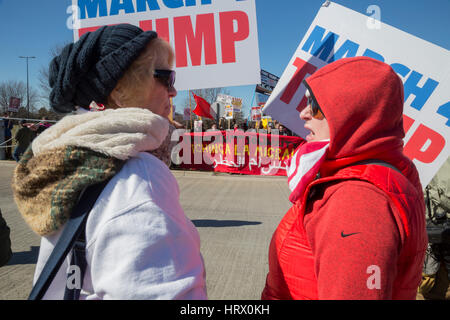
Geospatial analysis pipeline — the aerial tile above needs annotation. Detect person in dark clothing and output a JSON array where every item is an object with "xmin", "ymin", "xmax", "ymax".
[
  {"xmin": 0, "ymin": 208, "xmax": 12, "ymax": 267},
  {"xmin": 278, "ymin": 124, "xmax": 289, "ymax": 136},
  {"xmin": 13, "ymin": 120, "xmax": 35, "ymax": 162},
  {"xmin": 2, "ymin": 113, "xmax": 14, "ymax": 160}
]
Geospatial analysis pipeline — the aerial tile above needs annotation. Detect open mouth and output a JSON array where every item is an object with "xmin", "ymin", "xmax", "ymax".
[{"xmin": 304, "ymin": 125, "xmax": 315, "ymax": 141}]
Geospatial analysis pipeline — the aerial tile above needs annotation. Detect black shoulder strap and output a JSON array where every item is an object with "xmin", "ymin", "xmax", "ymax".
[
  {"xmin": 63, "ymin": 220, "xmax": 88, "ymax": 300},
  {"xmin": 352, "ymin": 159, "xmax": 403, "ymax": 175},
  {"xmin": 28, "ymin": 179, "xmax": 110, "ymax": 300}
]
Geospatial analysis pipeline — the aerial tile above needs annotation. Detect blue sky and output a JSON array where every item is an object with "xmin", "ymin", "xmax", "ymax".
[{"xmin": 0, "ymin": 0, "xmax": 449, "ymax": 116}]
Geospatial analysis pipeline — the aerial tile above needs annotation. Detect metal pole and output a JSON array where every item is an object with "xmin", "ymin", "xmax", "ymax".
[
  {"xmin": 19, "ymin": 56, "xmax": 36, "ymax": 119},
  {"xmin": 189, "ymin": 90, "xmax": 192, "ymax": 130},
  {"xmin": 215, "ymin": 102, "xmax": 220, "ymax": 125},
  {"xmin": 26, "ymin": 58, "xmax": 29, "ymax": 118}
]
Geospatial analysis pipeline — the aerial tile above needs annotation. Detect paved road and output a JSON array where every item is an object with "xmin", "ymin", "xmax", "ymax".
[
  {"xmin": 0, "ymin": 161, "xmax": 291, "ymax": 300},
  {"xmin": 1, "ymin": 160, "xmax": 439, "ymax": 300}
]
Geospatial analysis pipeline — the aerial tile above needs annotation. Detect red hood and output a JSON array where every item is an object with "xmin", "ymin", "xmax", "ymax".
[{"xmin": 304, "ymin": 57, "xmax": 422, "ymax": 190}]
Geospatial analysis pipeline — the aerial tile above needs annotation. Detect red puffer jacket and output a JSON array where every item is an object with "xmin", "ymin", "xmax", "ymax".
[
  {"xmin": 262, "ymin": 57, "xmax": 428, "ymax": 300},
  {"xmin": 262, "ymin": 163, "xmax": 427, "ymax": 300}
]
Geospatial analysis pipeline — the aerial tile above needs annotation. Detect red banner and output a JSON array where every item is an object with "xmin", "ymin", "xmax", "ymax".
[{"xmin": 176, "ymin": 130, "xmax": 304, "ymax": 176}]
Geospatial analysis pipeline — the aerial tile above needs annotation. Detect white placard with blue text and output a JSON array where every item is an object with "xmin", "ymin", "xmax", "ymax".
[
  {"xmin": 263, "ymin": 1, "xmax": 450, "ymax": 188},
  {"xmin": 70, "ymin": 0, "xmax": 261, "ymax": 91}
]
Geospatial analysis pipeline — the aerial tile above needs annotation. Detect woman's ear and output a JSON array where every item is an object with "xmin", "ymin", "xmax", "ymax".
[{"xmin": 109, "ymin": 88, "xmax": 124, "ymax": 108}]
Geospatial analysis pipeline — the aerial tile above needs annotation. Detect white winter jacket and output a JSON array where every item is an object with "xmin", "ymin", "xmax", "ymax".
[{"xmin": 27, "ymin": 108, "xmax": 207, "ymax": 299}]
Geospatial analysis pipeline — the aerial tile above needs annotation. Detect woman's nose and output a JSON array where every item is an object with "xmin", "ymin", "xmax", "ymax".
[
  {"xmin": 168, "ymin": 86, "xmax": 177, "ymax": 98},
  {"xmin": 299, "ymin": 104, "xmax": 311, "ymax": 120}
]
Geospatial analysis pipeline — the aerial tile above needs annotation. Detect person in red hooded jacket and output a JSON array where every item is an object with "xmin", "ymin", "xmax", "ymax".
[{"xmin": 261, "ymin": 57, "xmax": 428, "ymax": 300}]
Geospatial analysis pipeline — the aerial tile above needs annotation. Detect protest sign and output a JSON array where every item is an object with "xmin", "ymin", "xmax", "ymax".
[
  {"xmin": 261, "ymin": 116, "xmax": 272, "ymax": 129},
  {"xmin": 217, "ymin": 93, "xmax": 240, "ymax": 105},
  {"xmin": 251, "ymin": 106, "xmax": 262, "ymax": 121},
  {"xmin": 256, "ymin": 69, "xmax": 279, "ymax": 94},
  {"xmin": 194, "ymin": 120, "xmax": 203, "ymax": 131},
  {"xmin": 8, "ymin": 97, "xmax": 20, "ymax": 113},
  {"xmin": 255, "ymin": 92, "xmax": 269, "ymax": 107},
  {"xmin": 231, "ymin": 97, "xmax": 242, "ymax": 113},
  {"xmin": 216, "ymin": 93, "xmax": 232, "ymax": 105},
  {"xmin": 224, "ymin": 105, "xmax": 233, "ymax": 119},
  {"xmin": 255, "ymin": 69, "xmax": 278, "ymax": 110},
  {"xmin": 263, "ymin": 1, "xmax": 450, "ymax": 188},
  {"xmin": 217, "ymin": 94, "xmax": 242, "ymax": 113},
  {"xmin": 71, "ymin": 0, "xmax": 260, "ymax": 91}
]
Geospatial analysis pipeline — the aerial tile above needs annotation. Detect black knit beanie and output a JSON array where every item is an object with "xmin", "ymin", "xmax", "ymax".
[{"xmin": 49, "ymin": 24, "xmax": 157, "ymax": 113}]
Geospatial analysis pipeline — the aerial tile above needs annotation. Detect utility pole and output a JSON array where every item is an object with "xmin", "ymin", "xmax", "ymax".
[
  {"xmin": 212, "ymin": 102, "xmax": 221, "ymax": 125},
  {"xmin": 19, "ymin": 56, "xmax": 36, "ymax": 118}
]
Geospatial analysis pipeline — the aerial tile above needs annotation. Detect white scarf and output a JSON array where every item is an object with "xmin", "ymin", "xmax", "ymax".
[
  {"xmin": 32, "ymin": 108, "xmax": 169, "ymax": 160},
  {"xmin": 287, "ymin": 140, "xmax": 330, "ymax": 203}
]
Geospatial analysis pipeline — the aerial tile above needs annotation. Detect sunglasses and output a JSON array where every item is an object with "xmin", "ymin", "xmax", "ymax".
[
  {"xmin": 153, "ymin": 69, "xmax": 176, "ymax": 89},
  {"xmin": 307, "ymin": 95, "xmax": 325, "ymax": 120}
]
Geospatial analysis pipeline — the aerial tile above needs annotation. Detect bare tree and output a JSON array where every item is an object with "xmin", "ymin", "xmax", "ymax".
[
  {"xmin": 182, "ymin": 87, "xmax": 231, "ymax": 111},
  {"xmin": 38, "ymin": 64, "xmax": 51, "ymax": 102},
  {"xmin": 0, "ymin": 80, "xmax": 39, "ymax": 113},
  {"xmin": 38, "ymin": 43, "xmax": 69, "ymax": 103},
  {"xmin": 191, "ymin": 87, "xmax": 231, "ymax": 105}
]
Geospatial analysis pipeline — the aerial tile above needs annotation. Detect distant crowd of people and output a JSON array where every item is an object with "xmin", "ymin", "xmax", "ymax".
[
  {"xmin": 1, "ymin": 112, "xmax": 52, "ymax": 162},
  {"xmin": 188, "ymin": 118, "xmax": 296, "ymax": 137},
  {"xmin": 245, "ymin": 120, "xmax": 293, "ymax": 136}
]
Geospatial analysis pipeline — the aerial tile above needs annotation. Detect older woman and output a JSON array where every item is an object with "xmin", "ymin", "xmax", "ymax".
[{"xmin": 12, "ymin": 24, "xmax": 207, "ymax": 299}]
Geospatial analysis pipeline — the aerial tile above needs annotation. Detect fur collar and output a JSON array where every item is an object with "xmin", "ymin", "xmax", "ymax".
[
  {"xmin": 32, "ymin": 108, "xmax": 169, "ymax": 160},
  {"xmin": 12, "ymin": 108, "xmax": 170, "ymax": 236}
]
